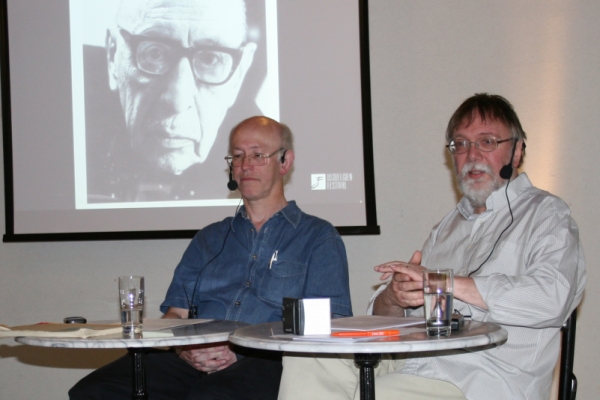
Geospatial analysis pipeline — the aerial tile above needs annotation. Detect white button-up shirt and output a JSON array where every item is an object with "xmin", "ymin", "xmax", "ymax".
[{"xmin": 369, "ymin": 173, "xmax": 586, "ymax": 400}]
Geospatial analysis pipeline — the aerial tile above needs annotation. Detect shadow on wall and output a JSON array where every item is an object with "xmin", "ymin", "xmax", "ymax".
[{"xmin": 0, "ymin": 344, "xmax": 126, "ymax": 369}]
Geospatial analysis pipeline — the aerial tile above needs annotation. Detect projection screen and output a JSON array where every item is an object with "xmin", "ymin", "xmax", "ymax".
[{"xmin": 1, "ymin": 0, "xmax": 378, "ymax": 241}]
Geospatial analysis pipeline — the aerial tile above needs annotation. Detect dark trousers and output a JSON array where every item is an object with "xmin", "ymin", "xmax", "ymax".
[{"xmin": 68, "ymin": 349, "xmax": 282, "ymax": 400}]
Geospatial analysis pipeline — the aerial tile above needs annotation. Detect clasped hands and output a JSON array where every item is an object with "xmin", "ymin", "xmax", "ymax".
[
  {"xmin": 176, "ymin": 342, "xmax": 237, "ymax": 373},
  {"xmin": 375, "ymin": 250, "xmax": 426, "ymax": 309},
  {"xmin": 376, "ymin": 251, "xmax": 486, "ymax": 311}
]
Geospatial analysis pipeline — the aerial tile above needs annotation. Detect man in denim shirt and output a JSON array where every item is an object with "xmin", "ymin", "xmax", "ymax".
[{"xmin": 69, "ymin": 116, "xmax": 352, "ymax": 400}]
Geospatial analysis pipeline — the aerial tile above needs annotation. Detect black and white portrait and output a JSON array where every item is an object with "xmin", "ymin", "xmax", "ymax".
[{"xmin": 71, "ymin": 0, "xmax": 277, "ymax": 207}]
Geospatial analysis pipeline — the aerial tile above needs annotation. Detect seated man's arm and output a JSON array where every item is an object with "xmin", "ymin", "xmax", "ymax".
[
  {"xmin": 454, "ymin": 277, "xmax": 487, "ymax": 309},
  {"xmin": 163, "ymin": 307, "xmax": 187, "ymax": 319},
  {"xmin": 372, "ymin": 258, "xmax": 487, "ymax": 316},
  {"xmin": 369, "ymin": 250, "xmax": 489, "ymax": 315},
  {"xmin": 470, "ymin": 212, "xmax": 584, "ymax": 327},
  {"xmin": 373, "ymin": 210, "xmax": 584, "ymax": 327},
  {"xmin": 159, "ymin": 228, "xmax": 239, "ymax": 373}
]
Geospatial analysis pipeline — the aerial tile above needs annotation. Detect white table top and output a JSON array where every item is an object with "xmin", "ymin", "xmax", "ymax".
[
  {"xmin": 15, "ymin": 320, "xmax": 248, "ymax": 349},
  {"xmin": 229, "ymin": 320, "xmax": 507, "ymax": 354}
]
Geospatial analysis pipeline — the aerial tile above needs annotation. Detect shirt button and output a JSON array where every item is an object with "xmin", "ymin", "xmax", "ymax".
[
  {"xmin": 252, "ymin": 254, "xmax": 257, "ymax": 260},
  {"xmin": 235, "ymin": 301, "xmax": 241, "ymax": 306},
  {"xmin": 246, "ymin": 281, "xmax": 251, "ymax": 287}
]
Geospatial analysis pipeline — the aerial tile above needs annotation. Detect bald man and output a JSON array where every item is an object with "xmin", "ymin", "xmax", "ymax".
[{"xmin": 69, "ymin": 116, "xmax": 352, "ymax": 400}]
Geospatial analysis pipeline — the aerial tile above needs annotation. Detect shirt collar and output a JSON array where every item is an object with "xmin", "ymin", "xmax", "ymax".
[
  {"xmin": 232, "ymin": 200, "xmax": 301, "ymax": 229},
  {"xmin": 278, "ymin": 200, "xmax": 301, "ymax": 228},
  {"xmin": 457, "ymin": 173, "xmax": 532, "ymax": 219}
]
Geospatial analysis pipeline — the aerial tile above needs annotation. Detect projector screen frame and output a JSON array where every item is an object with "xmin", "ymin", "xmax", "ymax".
[{"xmin": 1, "ymin": 0, "xmax": 379, "ymax": 242}]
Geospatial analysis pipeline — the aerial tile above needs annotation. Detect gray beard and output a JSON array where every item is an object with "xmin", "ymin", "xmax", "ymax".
[{"xmin": 456, "ymin": 162, "xmax": 504, "ymax": 209}]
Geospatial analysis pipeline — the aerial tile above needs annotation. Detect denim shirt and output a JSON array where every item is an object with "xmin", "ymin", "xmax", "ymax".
[{"xmin": 160, "ymin": 201, "xmax": 352, "ymax": 323}]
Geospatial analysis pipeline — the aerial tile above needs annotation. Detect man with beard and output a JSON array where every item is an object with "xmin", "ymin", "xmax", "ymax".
[{"xmin": 277, "ymin": 94, "xmax": 586, "ymax": 400}]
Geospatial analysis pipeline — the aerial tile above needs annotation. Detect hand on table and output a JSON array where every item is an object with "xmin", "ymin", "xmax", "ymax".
[{"xmin": 176, "ymin": 342, "xmax": 237, "ymax": 373}]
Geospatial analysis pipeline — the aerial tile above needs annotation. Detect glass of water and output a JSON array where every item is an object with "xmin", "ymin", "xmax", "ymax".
[
  {"xmin": 423, "ymin": 269, "xmax": 453, "ymax": 336},
  {"xmin": 118, "ymin": 276, "xmax": 144, "ymax": 336}
]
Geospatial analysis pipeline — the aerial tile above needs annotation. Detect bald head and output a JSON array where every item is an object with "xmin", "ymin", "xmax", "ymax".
[
  {"xmin": 229, "ymin": 116, "xmax": 294, "ymax": 154},
  {"xmin": 228, "ymin": 116, "xmax": 295, "ymax": 206}
]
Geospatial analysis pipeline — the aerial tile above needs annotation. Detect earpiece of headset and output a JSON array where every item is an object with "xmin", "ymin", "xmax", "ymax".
[{"xmin": 280, "ymin": 149, "xmax": 287, "ymax": 163}]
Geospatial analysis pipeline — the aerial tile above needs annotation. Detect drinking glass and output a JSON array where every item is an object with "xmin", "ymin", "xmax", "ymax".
[
  {"xmin": 118, "ymin": 276, "xmax": 144, "ymax": 336},
  {"xmin": 423, "ymin": 269, "xmax": 453, "ymax": 336}
]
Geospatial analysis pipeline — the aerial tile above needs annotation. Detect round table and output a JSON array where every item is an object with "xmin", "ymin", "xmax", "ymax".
[
  {"xmin": 16, "ymin": 320, "xmax": 248, "ymax": 400},
  {"xmin": 230, "ymin": 320, "xmax": 507, "ymax": 400}
]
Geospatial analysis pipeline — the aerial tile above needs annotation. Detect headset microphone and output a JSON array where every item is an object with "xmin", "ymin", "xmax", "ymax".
[
  {"xmin": 499, "ymin": 164, "xmax": 512, "ymax": 180},
  {"xmin": 499, "ymin": 140, "xmax": 517, "ymax": 179},
  {"xmin": 227, "ymin": 165, "xmax": 238, "ymax": 191}
]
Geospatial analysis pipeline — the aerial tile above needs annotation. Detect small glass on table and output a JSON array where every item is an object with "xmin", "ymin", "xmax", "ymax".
[
  {"xmin": 423, "ymin": 269, "xmax": 453, "ymax": 336},
  {"xmin": 119, "ymin": 276, "xmax": 144, "ymax": 336}
]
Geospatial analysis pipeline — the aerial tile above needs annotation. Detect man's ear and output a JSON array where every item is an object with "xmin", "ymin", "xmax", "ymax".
[
  {"xmin": 512, "ymin": 140, "xmax": 524, "ymax": 169},
  {"xmin": 279, "ymin": 149, "xmax": 294, "ymax": 176},
  {"xmin": 106, "ymin": 30, "xmax": 119, "ymax": 91}
]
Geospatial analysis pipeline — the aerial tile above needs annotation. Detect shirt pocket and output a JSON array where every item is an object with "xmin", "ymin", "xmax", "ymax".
[{"xmin": 258, "ymin": 260, "xmax": 307, "ymax": 306}]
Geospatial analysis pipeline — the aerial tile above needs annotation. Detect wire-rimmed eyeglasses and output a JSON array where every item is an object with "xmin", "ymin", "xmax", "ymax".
[
  {"xmin": 446, "ymin": 137, "xmax": 513, "ymax": 154},
  {"xmin": 225, "ymin": 148, "xmax": 285, "ymax": 167}
]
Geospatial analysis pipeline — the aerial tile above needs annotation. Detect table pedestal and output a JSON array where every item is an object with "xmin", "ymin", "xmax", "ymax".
[
  {"xmin": 129, "ymin": 348, "xmax": 148, "ymax": 400},
  {"xmin": 354, "ymin": 353, "xmax": 381, "ymax": 400}
]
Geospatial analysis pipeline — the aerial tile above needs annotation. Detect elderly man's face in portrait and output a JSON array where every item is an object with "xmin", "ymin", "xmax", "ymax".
[{"xmin": 107, "ymin": 0, "xmax": 257, "ymax": 175}]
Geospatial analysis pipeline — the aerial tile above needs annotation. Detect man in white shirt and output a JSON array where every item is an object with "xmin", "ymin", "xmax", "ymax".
[{"xmin": 277, "ymin": 93, "xmax": 587, "ymax": 400}]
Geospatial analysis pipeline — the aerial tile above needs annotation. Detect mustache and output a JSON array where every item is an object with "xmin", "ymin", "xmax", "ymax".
[{"xmin": 459, "ymin": 162, "xmax": 493, "ymax": 179}]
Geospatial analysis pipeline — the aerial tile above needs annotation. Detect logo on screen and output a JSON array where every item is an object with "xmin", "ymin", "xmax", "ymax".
[{"xmin": 311, "ymin": 174, "xmax": 326, "ymax": 190}]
